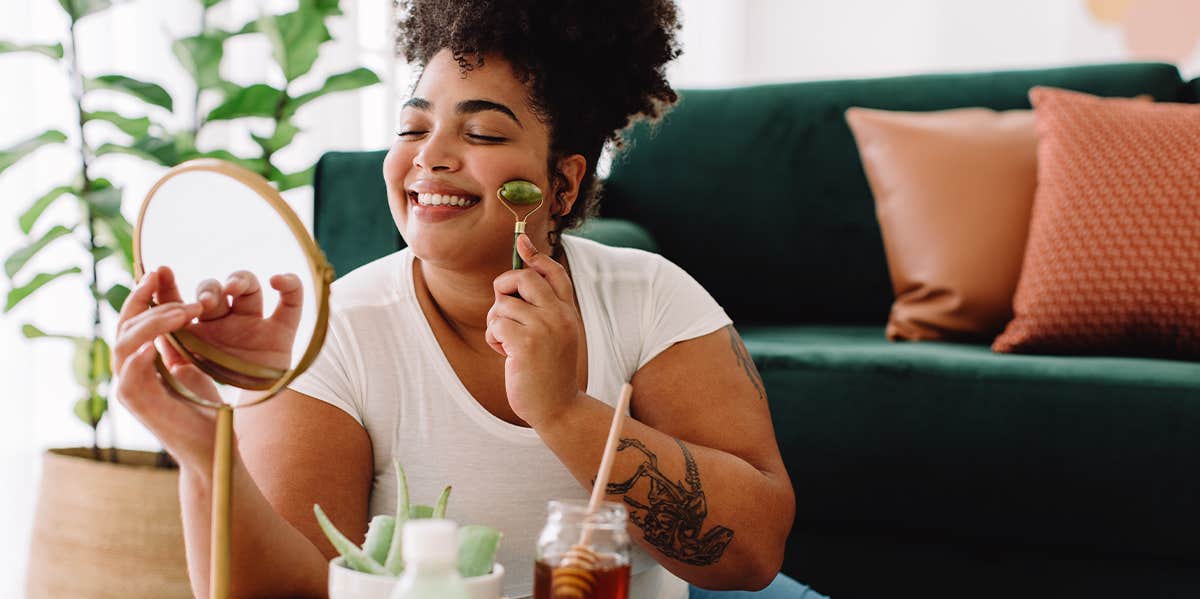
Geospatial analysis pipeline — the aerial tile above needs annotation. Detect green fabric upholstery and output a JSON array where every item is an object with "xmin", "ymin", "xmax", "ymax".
[
  {"xmin": 311, "ymin": 62, "xmax": 1200, "ymax": 599},
  {"xmin": 312, "ymin": 150, "xmax": 656, "ymax": 279},
  {"xmin": 603, "ymin": 62, "xmax": 1188, "ymax": 325},
  {"xmin": 744, "ymin": 327, "xmax": 1200, "ymax": 570},
  {"xmin": 313, "ymin": 150, "xmax": 395, "ymax": 280}
]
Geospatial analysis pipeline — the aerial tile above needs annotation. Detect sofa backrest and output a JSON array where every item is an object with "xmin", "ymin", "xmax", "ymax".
[
  {"xmin": 602, "ymin": 62, "xmax": 1190, "ymax": 325},
  {"xmin": 312, "ymin": 63, "xmax": 1191, "ymax": 324}
]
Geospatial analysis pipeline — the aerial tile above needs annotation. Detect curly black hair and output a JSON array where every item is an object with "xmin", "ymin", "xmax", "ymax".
[{"xmin": 395, "ymin": 0, "xmax": 682, "ymax": 252}]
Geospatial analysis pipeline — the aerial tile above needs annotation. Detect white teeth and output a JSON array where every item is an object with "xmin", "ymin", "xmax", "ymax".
[{"xmin": 416, "ymin": 192, "xmax": 476, "ymax": 207}]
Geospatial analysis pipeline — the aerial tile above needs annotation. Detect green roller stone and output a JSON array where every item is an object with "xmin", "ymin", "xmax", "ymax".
[{"xmin": 499, "ymin": 180, "xmax": 542, "ymax": 205}]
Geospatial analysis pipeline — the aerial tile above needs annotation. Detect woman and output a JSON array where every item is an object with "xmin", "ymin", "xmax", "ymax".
[{"xmin": 111, "ymin": 1, "xmax": 818, "ymax": 597}]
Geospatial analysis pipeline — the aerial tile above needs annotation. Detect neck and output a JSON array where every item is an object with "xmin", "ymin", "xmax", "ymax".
[{"xmin": 414, "ymin": 258, "xmax": 497, "ymax": 339}]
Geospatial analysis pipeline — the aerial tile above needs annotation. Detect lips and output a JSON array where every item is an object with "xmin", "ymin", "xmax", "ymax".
[{"xmin": 405, "ymin": 183, "xmax": 484, "ymax": 223}]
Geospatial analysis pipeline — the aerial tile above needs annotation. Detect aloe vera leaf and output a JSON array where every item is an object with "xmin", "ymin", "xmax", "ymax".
[
  {"xmin": 361, "ymin": 514, "xmax": 395, "ymax": 565},
  {"xmin": 384, "ymin": 459, "xmax": 410, "ymax": 574},
  {"xmin": 432, "ymin": 485, "xmax": 451, "ymax": 519},
  {"xmin": 498, "ymin": 180, "xmax": 541, "ymax": 205},
  {"xmin": 312, "ymin": 504, "xmax": 388, "ymax": 575},
  {"xmin": 457, "ymin": 525, "xmax": 502, "ymax": 578},
  {"xmin": 409, "ymin": 504, "xmax": 434, "ymax": 519}
]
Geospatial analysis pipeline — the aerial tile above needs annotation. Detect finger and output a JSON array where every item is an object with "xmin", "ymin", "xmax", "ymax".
[
  {"xmin": 268, "ymin": 273, "xmax": 304, "ymax": 328},
  {"xmin": 112, "ymin": 303, "xmax": 203, "ymax": 370},
  {"xmin": 484, "ymin": 317, "xmax": 506, "ymax": 356},
  {"xmin": 154, "ymin": 266, "xmax": 186, "ymax": 305},
  {"xmin": 489, "ymin": 294, "xmax": 536, "ymax": 326},
  {"xmin": 169, "ymin": 361, "xmax": 223, "ymax": 405},
  {"xmin": 224, "ymin": 270, "xmax": 264, "ymax": 317},
  {"xmin": 516, "ymin": 234, "xmax": 574, "ymax": 301},
  {"xmin": 493, "ymin": 269, "xmax": 558, "ymax": 308},
  {"xmin": 487, "ymin": 317, "xmax": 527, "ymax": 357},
  {"xmin": 117, "ymin": 270, "xmax": 160, "ymax": 335},
  {"xmin": 155, "ymin": 334, "xmax": 191, "ymax": 370},
  {"xmin": 195, "ymin": 278, "xmax": 229, "ymax": 320}
]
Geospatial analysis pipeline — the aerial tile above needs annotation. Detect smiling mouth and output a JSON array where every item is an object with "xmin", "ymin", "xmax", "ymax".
[{"xmin": 408, "ymin": 191, "xmax": 482, "ymax": 208}]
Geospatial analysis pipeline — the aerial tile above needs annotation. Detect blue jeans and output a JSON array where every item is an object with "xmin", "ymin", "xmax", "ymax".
[{"xmin": 689, "ymin": 573, "xmax": 828, "ymax": 598}]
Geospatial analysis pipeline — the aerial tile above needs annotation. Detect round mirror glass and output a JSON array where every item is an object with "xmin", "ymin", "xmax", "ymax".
[{"xmin": 135, "ymin": 159, "xmax": 332, "ymax": 407}]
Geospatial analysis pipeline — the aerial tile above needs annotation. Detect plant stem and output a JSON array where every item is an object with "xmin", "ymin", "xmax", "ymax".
[{"xmin": 68, "ymin": 16, "xmax": 106, "ymax": 463}]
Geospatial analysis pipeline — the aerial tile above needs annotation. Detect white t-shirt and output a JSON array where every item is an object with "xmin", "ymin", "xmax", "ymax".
[{"xmin": 288, "ymin": 235, "xmax": 732, "ymax": 599}]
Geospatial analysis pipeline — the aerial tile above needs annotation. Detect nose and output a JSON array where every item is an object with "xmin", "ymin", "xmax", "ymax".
[{"xmin": 412, "ymin": 130, "xmax": 461, "ymax": 172}]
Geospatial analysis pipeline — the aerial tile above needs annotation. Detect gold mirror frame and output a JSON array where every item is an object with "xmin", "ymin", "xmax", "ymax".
[{"xmin": 133, "ymin": 158, "xmax": 335, "ymax": 409}]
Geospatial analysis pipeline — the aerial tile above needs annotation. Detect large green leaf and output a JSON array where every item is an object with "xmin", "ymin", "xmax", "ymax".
[
  {"xmin": 72, "ymin": 337, "xmax": 111, "ymax": 387},
  {"xmin": 309, "ymin": 0, "xmax": 342, "ymax": 16},
  {"xmin": 0, "ymin": 41, "xmax": 64, "ymax": 59},
  {"xmin": 73, "ymin": 393, "xmax": 107, "ymax": 428},
  {"xmin": 96, "ymin": 136, "xmax": 182, "ymax": 166},
  {"xmin": 83, "ymin": 183, "xmax": 122, "ymax": 218},
  {"xmin": 104, "ymin": 284, "xmax": 130, "ymax": 313},
  {"xmin": 19, "ymin": 185, "xmax": 75, "ymax": 234},
  {"xmin": 5, "ymin": 266, "xmax": 82, "ymax": 312},
  {"xmin": 5, "ymin": 225, "xmax": 74, "ymax": 279},
  {"xmin": 96, "ymin": 213, "xmax": 134, "ymax": 272},
  {"xmin": 257, "ymin": 8, "xmax": 331, "ymax": 82},
  {"xmin": 85, "ymin": 75, "xmax": 173, "ymax": 111},
  {"xmin": 57, "ymin": 0, "xmax": 113, "ymax": 22},
  {"xmin": 287, "ymin": 67, "xmax": 380, "ymax": 116},
  {"xmin": 23, "ymin": 324, "xmax": 74, "ymax": 340},
  {"xmin": 0, "ymin": 130, "xmax": 68, "ymax": 176},
  {"xmin": 251, "ymin": 120, "xmax": 300, "ymax": 155},
  {"xmin": 172, "ymin": 33, "xmax": 224, "ymax": 90},
  {"xmin": 268, "ymin": 164, "xmax": 315, "ymax": 192},
  {"xmin": 84, "ymin": 110, "xmax": 151, "ymax": 138},
  {"xmin": 205, "ymin": 83, "xmax": 284, "ymax": 121}
]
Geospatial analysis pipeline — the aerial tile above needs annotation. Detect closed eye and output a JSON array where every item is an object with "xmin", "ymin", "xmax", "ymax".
[
  {"xmin": 396, "ymin": 130, "xmax": 426, "ymax": 138},
  {"xmin": 467, "ymin": 133, "xmax": 506, "ymax": 143}
]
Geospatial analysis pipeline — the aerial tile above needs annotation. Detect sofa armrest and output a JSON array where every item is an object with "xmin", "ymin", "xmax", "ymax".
[{"xmin": 567, "ymin": 217, "xmax": 658, "ymax": 252}]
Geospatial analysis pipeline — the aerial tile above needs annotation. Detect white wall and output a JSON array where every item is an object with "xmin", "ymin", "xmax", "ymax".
[{"xmin": 2, "ymin": 0, "xmax": 1195, "ymax": 593}]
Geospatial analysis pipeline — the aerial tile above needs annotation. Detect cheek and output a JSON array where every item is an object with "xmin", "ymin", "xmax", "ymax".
[{"xmin": 382, "ymin": 143, "xmax": 413, "ymax": 187}]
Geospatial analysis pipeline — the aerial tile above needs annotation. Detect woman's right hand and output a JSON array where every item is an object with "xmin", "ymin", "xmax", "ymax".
[{"xmin": 111, "ymin": 268, "xmax": 223, "ymax": 475}]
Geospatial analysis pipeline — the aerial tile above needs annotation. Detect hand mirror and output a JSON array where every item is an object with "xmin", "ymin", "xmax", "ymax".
[{"xmin": 134, "ymin": 158, "xmax": 334, "ymax": 599}]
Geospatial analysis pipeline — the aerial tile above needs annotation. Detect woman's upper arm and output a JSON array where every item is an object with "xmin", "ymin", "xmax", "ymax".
[
  {"xmin": 630, "ymin": 324, "xmax": 789, "ymax": 480},
  {"xmin": 235, "ymin": 388, "xmax": 375, "ymax": 560}
]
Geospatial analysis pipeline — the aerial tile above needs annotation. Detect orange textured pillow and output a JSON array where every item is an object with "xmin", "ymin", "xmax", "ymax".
[
  {"xmin": 993, "ymin": 87, "xmax": 1200, "ymax": 359},
  {"xmin": 846, "ymin": 107, "xmax": 1038, "ymax": 341}
]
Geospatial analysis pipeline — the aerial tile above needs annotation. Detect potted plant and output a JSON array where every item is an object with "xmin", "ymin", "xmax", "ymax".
[
  {"xmin": 2, "ymin": 0, "xmax": 379, "ymax": 596},
  {"xmin": 318, "ymin": 462, "xmax": 504, "ymax": 599}
]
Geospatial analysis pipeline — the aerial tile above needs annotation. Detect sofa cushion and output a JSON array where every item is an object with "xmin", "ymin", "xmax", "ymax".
[
  {"xmin": 744, "ymin": 325, "xmax": 1200, "ymax": 562},
  {"xmin": 993, "ymin": 87, "xmax": 1200, "ymax": 359},
  {"xmin": 845, "ymin": 106, "xmax": 1037, "ymax": 342},
  {"xmin": 604, "ymin": 63, "xmax": 1189, "ymax": 326}
]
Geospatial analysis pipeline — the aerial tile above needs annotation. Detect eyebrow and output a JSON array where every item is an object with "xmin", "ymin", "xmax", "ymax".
[{"xmin": 401, "ymin": 97, "xmax": 523, "ymax": 127}]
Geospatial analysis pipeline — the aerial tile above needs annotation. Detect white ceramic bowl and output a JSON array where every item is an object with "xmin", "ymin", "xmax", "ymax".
[{"xmin": 328, "ymin": 558, "xmax": 505, "ymax": 599}]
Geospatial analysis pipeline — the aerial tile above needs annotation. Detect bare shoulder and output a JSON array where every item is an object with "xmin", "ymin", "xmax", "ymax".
[{"xmin": 236, "ymin": 389, "xmax": 374, "ymax": 558}]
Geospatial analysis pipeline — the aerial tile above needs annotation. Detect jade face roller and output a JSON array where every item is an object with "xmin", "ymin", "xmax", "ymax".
[{"xmin": 497, "ymin": 179, "xmax": 544, "ymax": 270}]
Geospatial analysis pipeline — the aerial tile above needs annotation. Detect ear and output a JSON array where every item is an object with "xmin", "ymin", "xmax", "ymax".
[{"xmin": 552, "ymin": 154, "xmax": 588, "ymax": 216}]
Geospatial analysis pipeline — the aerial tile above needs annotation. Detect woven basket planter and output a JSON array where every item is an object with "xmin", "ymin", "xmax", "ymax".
[{"xmin": 24, "ymin": 447, "xmax": 192, "ymax": 598}]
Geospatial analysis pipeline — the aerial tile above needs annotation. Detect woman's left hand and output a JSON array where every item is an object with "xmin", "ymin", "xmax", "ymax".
[{"xmin": 486, "ymin": 234, "xmax": 583, "ymax": 427}]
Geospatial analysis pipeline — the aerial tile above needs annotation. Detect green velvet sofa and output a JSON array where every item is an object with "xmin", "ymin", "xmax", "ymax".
[{"xmin": 312, "ymin": 62, "xmax": 1200, "ymax": 598}]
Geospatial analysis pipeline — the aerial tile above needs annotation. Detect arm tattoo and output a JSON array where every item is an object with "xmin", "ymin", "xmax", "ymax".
[
  {"xmin": 605, "ymin": 437, "xmax": 735, "ymax": 566},
  {"xmin": 727, "ymin": 325, "xmax": 766, "ymax": 401}
]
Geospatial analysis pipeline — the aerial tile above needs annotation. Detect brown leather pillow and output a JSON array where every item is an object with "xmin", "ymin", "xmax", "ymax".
[
  {"xmin": 992, "ymin": 87, "xmax": 1200, "ymax": 359},
  {"xmin": 846, "ymin": 106, "xmax": 1038, "ymax": 341}
]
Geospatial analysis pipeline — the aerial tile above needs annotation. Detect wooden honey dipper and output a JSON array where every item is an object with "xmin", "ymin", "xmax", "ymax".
[{"xmin": 550, "ymin": 383, "xmax": 633, "ymax": 599}]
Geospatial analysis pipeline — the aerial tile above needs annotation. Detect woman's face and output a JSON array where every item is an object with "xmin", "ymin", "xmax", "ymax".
[{"xmin": 383, "ymin": 49, "xmax": 562, "ymax": 273}]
